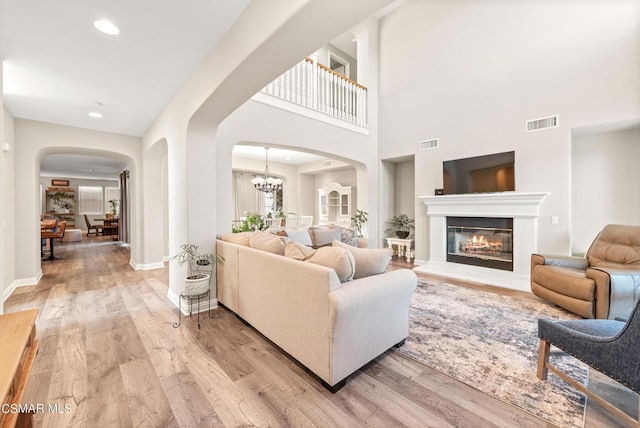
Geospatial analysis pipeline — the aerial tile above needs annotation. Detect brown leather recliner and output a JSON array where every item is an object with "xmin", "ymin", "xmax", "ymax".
[{"xmin": 531, "ymin": 224, "xmax": 640, "ymax": 319}]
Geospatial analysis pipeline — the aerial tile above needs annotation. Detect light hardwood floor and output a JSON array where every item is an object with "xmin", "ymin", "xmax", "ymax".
[{"xmin": 4, "ymin": 238, "xmax": 631, "ymax": 427}]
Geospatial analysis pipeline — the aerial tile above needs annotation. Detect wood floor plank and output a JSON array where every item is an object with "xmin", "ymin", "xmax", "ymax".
[
  {"xmin": 2, "ymin": 238, "xmax": 626, "ymax": 428},
  {"xmin": 119, "ymin": 357, "xmax": 177, "ymax": 427}
]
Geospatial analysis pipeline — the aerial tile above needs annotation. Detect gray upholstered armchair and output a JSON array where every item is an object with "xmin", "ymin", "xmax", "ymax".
[
  {"xmin": 531, "ymin": 224, "xmax": 640, "ymax": 320},
  {"xmin": 537, "ymin": 298, "xmax": 640, "ymax": 426}
]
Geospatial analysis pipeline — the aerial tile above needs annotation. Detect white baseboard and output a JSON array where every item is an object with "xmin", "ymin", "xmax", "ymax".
[
  {"xmin": 167, "ymin": 288, "xmax": 218, "ymax": 315},
  {"xmin": 413, "ymin": 261, "xmax": 530, "ymax": 292},
  {"xmin": 129, "ymin": 261, "xmax": 166, "ymax": 271},
  {"xmin": 413, "ymin": 258, "xmax": 428, "ymax": 266},
  {"xmin": 3, "ymin": 271, "xmax": 43, "ymax": 302}
]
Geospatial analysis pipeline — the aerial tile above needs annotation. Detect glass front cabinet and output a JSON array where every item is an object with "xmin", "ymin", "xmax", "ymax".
[{"xmin": 318, "ymin": 182, "xmax": 352, "ymax": 225}]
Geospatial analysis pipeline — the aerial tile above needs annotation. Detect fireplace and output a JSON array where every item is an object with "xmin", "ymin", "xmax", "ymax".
[{"xmin": 446, "ymin": 217, "xmax": 513, "ymax": 271}]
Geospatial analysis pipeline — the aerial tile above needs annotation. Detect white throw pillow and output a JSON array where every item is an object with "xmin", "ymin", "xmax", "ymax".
[
  {"xmin": 309, "ymin": 227, "xmax": 342, "ymax": 248},
  {"xmin": 306, "ymin": 246, "xmax": 355, "ymax": 282},
  {"xmin": 284, "ymin": 227, "xmax": 313, "ymax": 247},
  {"xmin": 332, "ymin": 240, "xmax": 392, "ymax": 279},
  {"xmin": 249, "ymin": 231, "xmax": 289, "ymax": 255},
  {"xmin": 284, "ymin": 241, "xmax": 316, "ymax": 260}
]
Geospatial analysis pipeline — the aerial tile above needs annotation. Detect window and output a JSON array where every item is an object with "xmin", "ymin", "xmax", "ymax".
[
  {"xmin": 105, "ymin": 187, "xmax": 120, "ymax": 215},
  {"xmin": 78, "ymin": 186, "xmax": 103, "ymax": 214}
]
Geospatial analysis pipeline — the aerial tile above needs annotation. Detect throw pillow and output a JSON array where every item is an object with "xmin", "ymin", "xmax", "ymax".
[
  {"xmin": 249, "ymin": 231, "xmax": 289, "ymax": 255},
  {"xmin": 219, "ymin": 231, "xmax": 256, "ymax": 246},
  {"xmin": 283, "ymin": 227, "xmax": 313, "ymax": 247},
  {"xmin": 339, "ymin": 227, "xmax": 358, "ymax": 247},
  {"xmin": 284, "ymin": 241, "xmax": 316, "ymax": 261},
  {"xmin": 332, "ymin": 240, "xmax": 392, "ymax": 279},
  {"xmin": 309, "ymin": 227, "xmax": 342, "ymax": 248},
  {"xmin": 306, "ymin": 246, "xmax": 355, "ymax": 282}
]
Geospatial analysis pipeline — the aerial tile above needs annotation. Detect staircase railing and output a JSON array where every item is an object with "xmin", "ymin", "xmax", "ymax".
[{"xmin": 261, "ymin": 58, "xmax": 367, "ymax": 127}]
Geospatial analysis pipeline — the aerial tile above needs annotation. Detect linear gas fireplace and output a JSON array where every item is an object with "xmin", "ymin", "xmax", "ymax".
[{"xmin": 446, "ymin": 217, "xmax": 513, "ymax": 271}]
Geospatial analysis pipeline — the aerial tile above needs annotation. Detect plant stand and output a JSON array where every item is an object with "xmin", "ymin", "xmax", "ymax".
[{"xmin": 173, "ymin": 289, "xmax": 214, "ymax": 329}]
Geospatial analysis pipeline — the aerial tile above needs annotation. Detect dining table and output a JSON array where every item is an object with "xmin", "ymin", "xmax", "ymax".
[{"xmin": 96, "ymin": 217, "xmax": 119, "ymax": 240}]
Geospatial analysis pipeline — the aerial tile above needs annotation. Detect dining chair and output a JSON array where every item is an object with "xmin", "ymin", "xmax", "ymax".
[{"xmin": 84, "ymin": 214, "xmax": 103, "ymax": 236}]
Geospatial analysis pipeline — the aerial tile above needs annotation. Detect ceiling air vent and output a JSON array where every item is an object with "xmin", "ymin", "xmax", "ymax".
[
  {"xmin": 321, "ymin": 160, "xmax": 333, "ymax": 168},
  {"xmin": 419, "ymin": 139, "xmax": 439, "ymax": 150},
  {"xmin": 526, "ymin": 115, "xmax": 559, "ymax": 133}
]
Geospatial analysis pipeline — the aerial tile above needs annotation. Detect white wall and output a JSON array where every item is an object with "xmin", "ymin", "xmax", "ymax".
[
  {"xmin": 1, "ymin": 104, "xmax": 16, "ymax": 312},
  {"xmin": 13, "ymin": 119, "xmax": 141, "ymax": 284},
  {"xmin": 378, "ymin": 0, "xmax": 640, "ymax": 260},
  {"xmin": 572, "ymin": 127, "xmax": 640, "ymax": 255},
  {"xmin": 313, "ymin": 43, "xmax": 358, "ymax": 81},
  {"xmin": 394, "ymin": 159, "xmax": 415, "ymax": 222},
  {"xmin": 232, "ymin": 156, "xmax": 300, "ymax": 216}
]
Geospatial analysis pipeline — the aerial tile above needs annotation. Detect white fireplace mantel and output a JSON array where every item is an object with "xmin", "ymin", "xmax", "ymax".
[{"xmin": 415, "ymin": 192, "xmax": 549, "ymax": 291}]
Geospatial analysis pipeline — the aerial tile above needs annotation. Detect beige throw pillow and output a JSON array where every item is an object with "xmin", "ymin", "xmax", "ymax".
[
  {"xmin": 219, "ymin": 231, "xmax": 256, "ymax": 246},
  {"xmin": 332, "ymin": 240, "xmax": 392, "ymax": 279},
  {"xmin": 249, "ymin": 231, "xmax": 289, "ymax": 255},
  {"xmin": 307, "ymin": 246, "xmax": 355, "ymax": 282},
  {"xmin": 284, "ymin": 241, "xmax": 316, "ymax": 261}
]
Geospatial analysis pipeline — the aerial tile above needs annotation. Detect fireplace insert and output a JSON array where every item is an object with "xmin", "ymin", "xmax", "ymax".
[{"xmin": 446, "ymin": 217, "xmax": 513, "ymax": 271}]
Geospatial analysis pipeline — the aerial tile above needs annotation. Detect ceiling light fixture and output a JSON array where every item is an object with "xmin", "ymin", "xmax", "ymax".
[
  {"xmin": 251, "ymin": 148, "xmax": 283, "ymax": 193},
  {"xmin": 93, "ymin": 19, "xmax": 120, "ymax": 35},
  {"xmin": 88, "ymin": 112, "xmax": 103, "ymax": 119}
]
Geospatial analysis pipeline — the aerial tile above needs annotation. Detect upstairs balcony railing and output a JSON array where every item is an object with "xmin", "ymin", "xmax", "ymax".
[{"xmin": 261, "ymin": 58, "xmax": 368, "ymax": 127}]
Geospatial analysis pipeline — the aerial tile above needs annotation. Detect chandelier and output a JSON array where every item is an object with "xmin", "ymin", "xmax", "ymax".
[{"xmin": 251, "ymin": 147, "xmax": 283, "ymax": 193}]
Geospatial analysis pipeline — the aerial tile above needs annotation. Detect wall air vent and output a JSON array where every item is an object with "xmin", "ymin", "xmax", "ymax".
[
  {"xmin": 419, "ymin": 139, "xmax": 439, "ymax": 150},
  {"xmin": 321, "ymin": 160, "xmax": 333, "ymax": 168},
  {"xmin": 526, "ymin": 115, "xmax": 559, "ymax": 133}
]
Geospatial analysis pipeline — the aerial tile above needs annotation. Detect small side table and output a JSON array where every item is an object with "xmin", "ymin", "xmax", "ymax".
[
  {"xmin": 173, "ymin": 289, "xmax": 214, "ymax": 329},
  {"xmin": 386, "ymin": 238, "xmax": 414, "ymax": 262}
]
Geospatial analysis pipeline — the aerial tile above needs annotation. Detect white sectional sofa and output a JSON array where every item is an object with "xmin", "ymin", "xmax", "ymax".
[{"xmin": 216, "ymin": 237, "xmax": 417, "ymax": 392}]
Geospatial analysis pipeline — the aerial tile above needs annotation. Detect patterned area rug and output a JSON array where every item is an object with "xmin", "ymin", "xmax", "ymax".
[{"xmin": 396, "ymin": 279, "xmax": 588, "ymax": 427}]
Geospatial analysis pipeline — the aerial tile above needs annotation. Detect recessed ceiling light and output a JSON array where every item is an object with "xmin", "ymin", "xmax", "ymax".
[
  {"xmin": 88, "ymin": 112, "xmax": 103, "ymax": 119},
  {"xmin": 93, "ymin": 20, "xmax": 120, "ymax": 35}
]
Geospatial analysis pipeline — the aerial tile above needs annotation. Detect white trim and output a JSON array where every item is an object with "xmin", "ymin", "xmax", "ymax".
[
  {"xmin": 413, "ymin": 261, "xmax": 530, "ymax": 292},
  {"xmin": 3, "ymin": 271, "xmax": 43, "ymax": 302},
  {"xmin": 328, "ymin": 50, "xmax": 351, "ymax": 78},
  {"xmin": 251, "ymin": 93, "xmax": 369, "ymax": 135},
  {"xmin": 419, "ymin": 192, "xmax": 550, "ymax": 218},
  {"xmin": 129, "ymin": 260, "xmax": 165, "ymax": 271},
  {"xmin": 167, "ymin": 288, "xmax": 218, "ymax": 315}
]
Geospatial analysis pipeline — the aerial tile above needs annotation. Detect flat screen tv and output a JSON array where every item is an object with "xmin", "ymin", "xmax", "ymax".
[{"xmin": 443, "ymin": 151, "xmax": 515, "ymax": 195}]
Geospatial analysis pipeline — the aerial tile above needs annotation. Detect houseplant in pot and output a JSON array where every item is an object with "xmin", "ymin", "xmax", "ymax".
[
  {"xmin": 386, "ymin": 214, "xmax": 415, "ymax": 239},
  {"xmin": 351, "ymin": 209, "xmax": 369, "ymax": 238},
  {"xmin": 172, "ymin": 244, "xmax": 224, "ymax": 295}
]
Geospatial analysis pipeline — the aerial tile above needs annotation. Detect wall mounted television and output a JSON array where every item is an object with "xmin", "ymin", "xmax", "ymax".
[{"xmin": 443, "ymin": 151, "xmax": 515, "ymax": 195}]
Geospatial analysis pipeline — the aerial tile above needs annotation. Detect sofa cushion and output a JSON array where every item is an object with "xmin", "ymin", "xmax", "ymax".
[
  {"xmin": 249, "ymin": 231, "xmax": 289, "ymax": 255},
  {"xmin": 219, "ymin": 231, "xmax": 256, "ymax": 246},
  {"xmin": 284, "ymin": 227, "xmax": 313, "ymax": 247},
  {"xmin": 284, "ymin": 241, "xmax": 316, "ymax": 261},
  {"xmin": 309, "ymin": 227, "xmax": 342, "ymax": 248},
  {"xmin": 532, "ymin": 265, "xmax": 596, "ymax": 301},
  {"xmin": 307, "ymin": 247, "xmax": 355, "ymax": 282},
  {"xmin": 332, "ymin": 240, "xmax": 393, "ymax": 279},
  {"xmin": 339, "ymin": 227, "xmax": 358, "ymax": 247}
]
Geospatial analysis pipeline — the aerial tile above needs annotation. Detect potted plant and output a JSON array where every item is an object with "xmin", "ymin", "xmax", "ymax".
[
  {"xmin": 108, "ymin": 199, "xmax": 119, "ymax": 216},
  {"xmin": 58, "ymin": 200, "xmax": 74, "ymax": 214},
  {"xmin": 351, "ymin": 209, "xmax": 369, "ymax": 237},
  {"xmin": 172, "ymin": 244, "xmax": 224, "ymax": 295},
  {"xmin": 232, "ymin": 212, "xmax": 265, "ymax": 233},
  {"xmin": 49, "ymin": 191, "xmax": 73, "ymax": 213},
  {"xmin": 386, "ymin": 214, "xmax": 415, "ymax": 239}
]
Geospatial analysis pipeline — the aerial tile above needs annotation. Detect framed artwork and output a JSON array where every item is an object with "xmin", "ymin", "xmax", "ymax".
[{"xmin": 51, "ymin": 179, "xmax": 69, "ymax": 186}]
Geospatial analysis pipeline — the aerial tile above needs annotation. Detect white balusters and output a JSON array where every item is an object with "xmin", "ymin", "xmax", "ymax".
[{"xmin": 259, "ymin": 58, "xmax": 367, "ymax": 126}]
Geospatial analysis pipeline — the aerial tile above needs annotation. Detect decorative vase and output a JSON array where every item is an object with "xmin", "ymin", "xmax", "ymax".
[
  {"xmin": 396, "ymin": 230, "xmax": 410, "ymax": 239},
  {"xmin": 184, "ymin": 274, "xmax": 211, "ymax": 295}
]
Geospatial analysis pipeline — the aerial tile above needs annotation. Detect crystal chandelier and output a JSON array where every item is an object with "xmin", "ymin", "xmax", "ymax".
[{"xmin": 251, "ymin": 147, "xmax": 283, "ymax": 193}]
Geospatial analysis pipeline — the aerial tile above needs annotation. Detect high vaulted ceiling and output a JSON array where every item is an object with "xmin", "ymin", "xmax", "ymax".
[{"xmin": 0, "ymin": 0, "xmax": 251, "ymax": 137}]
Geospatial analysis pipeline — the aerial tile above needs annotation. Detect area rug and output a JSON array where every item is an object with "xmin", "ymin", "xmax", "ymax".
[{"xmin": 396, "ymin": 279, "xmax": 588, "ymax": 427}]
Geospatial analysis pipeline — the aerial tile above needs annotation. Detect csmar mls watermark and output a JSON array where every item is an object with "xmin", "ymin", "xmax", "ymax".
[{"xmin": 1, "ymin": 403, "xmax": 72, "ymax": 414}]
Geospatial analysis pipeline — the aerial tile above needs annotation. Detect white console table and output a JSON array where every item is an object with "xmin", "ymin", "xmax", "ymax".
[{"xmin": 386, "ymin": 238, "xmax": 414, "ymax": 262}]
